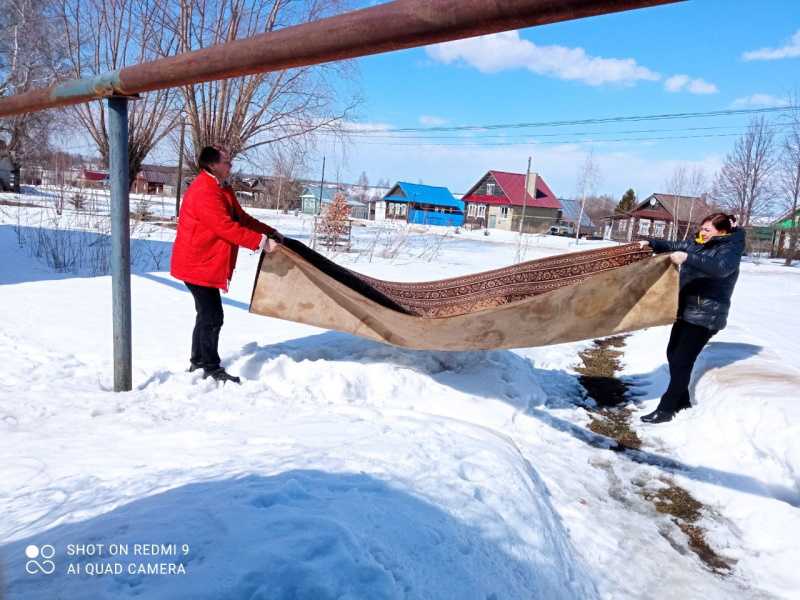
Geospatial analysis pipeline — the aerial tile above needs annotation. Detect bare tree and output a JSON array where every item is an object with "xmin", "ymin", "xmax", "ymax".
[
  {"xmin": 58, "ymin": 0, "xmax": 179, "ymax": 186},
  {"xmin": 778, "ymin": 100, "xmax": 800, "ymax": 265},
  {"xmin": 713, "ymin": 116, "xmax": 777, "ymax": 226},
  {"xmin": 269, "ymin": 142, "xmax": 306, "ymax": 211},
  {"xmin": 665, "ymin": 165, "xmax": 708, "ymax": 240},
  {"xmin": 0, "ymin": 0, "xmax": 66, "ymax": 177},
  {"xmin": 156, "ymin": 0, "xmax": 359, "ymax": 170},
  {"xmin": 574, "ymin": 148, "xmax": 600, "ymax": 243}
]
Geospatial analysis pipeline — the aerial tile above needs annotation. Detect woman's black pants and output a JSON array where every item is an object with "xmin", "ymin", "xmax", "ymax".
[
  {"xmin": 185, "ymin": 282, "xmax": 224, "ymax": 371},
  {"xmin": 658, "ymin": 320, "xmax": 716, "ymax": 413}
]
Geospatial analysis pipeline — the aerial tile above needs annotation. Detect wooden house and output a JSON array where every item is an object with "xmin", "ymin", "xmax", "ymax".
[
  {"xmin": 461, "ymin": 170, "xmax": 561, "ymax": 233},
  {"xmin": 602, "ymin": 193, "xmax": 714, "ymax": 242},
  {"xmin": 377, "ymin": 182, "xmax": 464, "ymax": 226}
]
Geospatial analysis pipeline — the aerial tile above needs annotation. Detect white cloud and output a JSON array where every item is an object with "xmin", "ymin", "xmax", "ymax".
[
  {"xmin": 426, "ymin": 31, "xmax": 660, "ymax": 86},
  {"xmin": 664, "ymin": 74, "xmax": 718, "ymax": 95},
  {"xmin": 419, "ymin": 115, "xmax": 448, "ymax": 126},
  {"xmin": 316, "ymin": 132, "xmax": 722, "ymax": 202},
  {"xmin": 743, "ymin": 29, "xmax": 800, "ymax": 61},
  {"xmin": 340, "ymin": 121, "xmax": 394, "ymax": 132},
  {"xmin": 731, "ymin": 93, "xmax": 790, "ymax": 109}
]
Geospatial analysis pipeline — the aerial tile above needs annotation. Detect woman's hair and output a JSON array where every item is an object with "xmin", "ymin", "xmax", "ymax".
[{"xmin": 700, "ymin": 212, "xmax": 736, "ymax": 233}]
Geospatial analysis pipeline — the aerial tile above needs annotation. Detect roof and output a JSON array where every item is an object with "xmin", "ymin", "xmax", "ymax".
[
  {"xmin": 463, "ymin": 170, "xmax": 561, "ymax": 209},
  {"xmin": 557, "ymin": 198, "xmax": 595, "ymax": 227},
  {"xmin": 642, "ymin": 193, "xmax": 714, "ymax": 221},
  {"xmin": 383, "ymin": 181, "xmax": 463, "ymax": 210},
  {"xmin": 301, "ymin": 186, "xmax": 340, "ymax": 202},
  {"xmin": 138, "ymin": 169, "xmax": 171, "ymax": 185},
  {"xmin": 82, "ymin": 169, "xmax": 108, "ymax": 181}
]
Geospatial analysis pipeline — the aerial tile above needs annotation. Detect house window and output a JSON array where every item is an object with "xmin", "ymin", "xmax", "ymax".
[
  {"xmin": 467, "ymin": 204, "xmax": 476, "ymax": 217},
  {"xmin": 638, "ymin": 219, "xmax": 650, "ymax": 235},
  {"xmin": 501, "ymin": 206, "xmax": 509, "ymax": 218},
  {"xmin": 486, "ymin": 182, "xmax": 496, "ymax": 196},
  {"xmin": 478, "ymin": 205, "xmax": 486, "ymax": 217},
  {"xmin": 618, "ymin": 220, "xmax": 628, "ymax": 233},
  {"xmin": 653, "ymin": 221, "xmax": 665, "ymax": 237}
]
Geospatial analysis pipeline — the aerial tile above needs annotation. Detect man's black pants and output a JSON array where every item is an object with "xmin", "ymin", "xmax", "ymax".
[
  {"xmin": 185, "ymin": 282, "xmax": 224, "ymax": 371},
  {"xmin": 658, "ymin": 319, "xmax": 716, "ymax": 413}
]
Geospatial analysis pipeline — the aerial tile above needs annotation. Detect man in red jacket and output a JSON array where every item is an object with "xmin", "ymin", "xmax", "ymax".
[{"xmin": 171, "ymin": 146, "xmax": 283, "ymax": 384}]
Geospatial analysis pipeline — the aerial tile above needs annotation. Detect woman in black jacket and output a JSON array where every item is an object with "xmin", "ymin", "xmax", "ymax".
[{"xmin": 639, "ymin": 213, "xmax": 745, "ymax": 424}]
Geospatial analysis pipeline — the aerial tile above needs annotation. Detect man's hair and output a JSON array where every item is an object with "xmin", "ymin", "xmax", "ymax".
[
  {"xmin": 700, "ymin": 212, "xmax": 735, "ymax": 233},
  {"xmin": 198, "ymin": 146, "xmax": 222, "ymax": 172}
]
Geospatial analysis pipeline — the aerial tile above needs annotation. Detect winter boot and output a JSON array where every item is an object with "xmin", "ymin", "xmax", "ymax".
[{"xmin": 203, "ymin": 367, "xmax": 241, "ymax": 385}]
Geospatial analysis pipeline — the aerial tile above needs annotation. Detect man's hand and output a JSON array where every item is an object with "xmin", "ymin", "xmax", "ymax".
[
  {"xmin": 265, "ymin": 238, "xmax": 279, "ymax": 253},
  {"xmin": 670, "ymin": 251, "xmax": 688, "ymax": 266}
]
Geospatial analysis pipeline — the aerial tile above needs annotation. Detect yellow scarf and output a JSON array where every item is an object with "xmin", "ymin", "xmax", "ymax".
[{"xmin": 695, "ymin": 232, "xmax": 730, "ymax": 244}]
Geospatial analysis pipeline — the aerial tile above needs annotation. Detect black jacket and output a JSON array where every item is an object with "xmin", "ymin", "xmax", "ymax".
[{"xmin": 649, "ymin": 228, "xmax": 745, "ymax": 331}]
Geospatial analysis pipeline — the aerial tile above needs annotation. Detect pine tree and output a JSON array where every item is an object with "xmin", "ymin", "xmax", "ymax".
[{"xmin": 616, "ymin": 188, "xmax": 636, "ymax": 213}]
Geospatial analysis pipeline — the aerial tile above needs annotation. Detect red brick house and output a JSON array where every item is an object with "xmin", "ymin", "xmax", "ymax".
[
  {"xmin": 602, "ymin": 193, "xmax": 714, "ymax": 242},
  {"xmin": 461, "ymin": 170, "xmax": 561, "ymax": 233}
]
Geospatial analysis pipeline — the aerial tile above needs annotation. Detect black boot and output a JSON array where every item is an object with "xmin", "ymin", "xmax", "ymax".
[
  {"xmin": 203, "ymin": 367, "xmax": 241, "ymax": 385},
  {"xmin": 188, "ymin": 362, "xmax": 202, "ymax": 373},
  {"xmin": 640, "ymin": 409, "xmax": 676, "ymax": 424}
]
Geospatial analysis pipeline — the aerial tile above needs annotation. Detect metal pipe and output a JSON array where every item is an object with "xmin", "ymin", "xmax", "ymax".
[
  {"xmin": 108, "ymin": 96, "xmax": 132, "ymax": 392},
  {"xmin": 0, "ymin": 0, "xmax": 681, "ymax": 117}
]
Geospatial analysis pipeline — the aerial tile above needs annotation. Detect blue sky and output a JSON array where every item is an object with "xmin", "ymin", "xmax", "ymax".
[{"xmin": 315, "ymin": 0, "xmax": 799, "ymax": 199}]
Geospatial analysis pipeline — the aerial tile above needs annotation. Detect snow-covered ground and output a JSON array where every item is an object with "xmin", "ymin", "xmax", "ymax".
[{"xmin": 1, "ymin": 191, "xmax": 798, "ymax": 599}]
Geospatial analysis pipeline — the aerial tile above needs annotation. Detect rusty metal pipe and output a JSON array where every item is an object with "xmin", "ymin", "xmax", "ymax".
[{"xmin": 0, "ymin": 0, "xmax": 681, "ymax": 117}]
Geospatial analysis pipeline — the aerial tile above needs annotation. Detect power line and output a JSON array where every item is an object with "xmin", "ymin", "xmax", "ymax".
[{"xmin": 334, "ymin": 105, "xmax": 798, "ymax": 135}]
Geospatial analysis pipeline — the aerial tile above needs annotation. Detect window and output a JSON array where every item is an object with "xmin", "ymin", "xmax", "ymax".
[
  {"xmin": 501, "ymin": 206, "xmax": 509, "ymax": 218},
  {"xmin": 467, "ymin": 204, "xmax": 476, "ymax": 217},
  {"xmin": 653, "ymin": 221, "xmax": 665, "ymax": 237},
  {"xmin": 486, "ymin": 182, "xmax": 496, "ymax": 196},
  {"xmin": 618, "ymin": 219, "xmax": 628, "ymax": 233},
  {"xmin": 478, "ymin": 205, "xmax": 486, "ymax": 217},
  {"xmin": 638, "ymin": 219, "xmax": 650, "ymax": 235}
]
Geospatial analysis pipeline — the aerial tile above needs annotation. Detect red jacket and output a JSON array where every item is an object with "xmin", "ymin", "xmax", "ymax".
[{"xmin": 170, "ymin": 170, "xmax": 270, "ymax": 291}]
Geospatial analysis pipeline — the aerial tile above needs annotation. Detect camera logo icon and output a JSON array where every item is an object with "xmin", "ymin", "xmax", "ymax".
[{"xmin": 25, "ymin": 544, "xmax": 56, "ymax": 575}]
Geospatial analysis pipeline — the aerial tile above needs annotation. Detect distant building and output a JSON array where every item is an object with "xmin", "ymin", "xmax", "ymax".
[
  {"xmin": 300, "ymin": 186, "xmax": 369, "ymax": 220},
  {"xmin": 554, "ymin": 198, "xmax": 597, "ymax": 237},
  {"xmin": 602, "ymin": 193, "xmax": 714, "ymax": 242},
  {"xmin": 377, "ymin": 182, "xmax": 464, "ymax": 227},
  {"xmin": 461, "ymin": 170, "xmax": 561, "ymax": 233}
]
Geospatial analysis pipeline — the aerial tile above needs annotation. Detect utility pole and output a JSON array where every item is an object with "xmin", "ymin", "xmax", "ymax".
[
  {"xmin": 318, "ymin": 155, "xmax": 326, "ymax": 214},
  {"xmin": 175, "ymin": 116, "xmax": 186, "ymax": 219},
  {"xmin": 516, "ymin": 156, "xmax": 532, "ymax": 263}
]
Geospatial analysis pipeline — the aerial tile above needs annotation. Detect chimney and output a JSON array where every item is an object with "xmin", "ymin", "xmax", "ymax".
[{"xmin": 525, "ymin": 171, "xmax": 538, "ymax": 200}]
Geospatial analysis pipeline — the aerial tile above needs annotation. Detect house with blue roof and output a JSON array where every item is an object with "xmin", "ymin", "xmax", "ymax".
[{"xmin": 377, "ymin": 181, "xmax": 464, "ymax": 227}]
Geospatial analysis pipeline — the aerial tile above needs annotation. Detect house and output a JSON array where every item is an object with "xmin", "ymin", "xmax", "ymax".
[
  {"xmin": 378, "ymin": 181, "xmax": 464, "ymax": 227},
  {"xmin": 132, "ymin": 165, "xmax": 176, "ymax": 195},
  {"xmin": 80, "ymin": 168, "xmax": 109, "ymax": 188},
  {"xmin": 602, "ymin": 193, "xmax": 714, "ymax": 242},
  {"xmin": 555, "ymin": 198, "xmax": 597, "ymax": 237},
  {"xmin": 300, "ymin": 186, "xmax": 369, "ymax": 220},
  {"xmin": 461, "ymin": 170, "xmax": 561, "ymax": 233},
  {"xmin": 770, "ymin": 207, "xmax": 800, "ymax": 258}
]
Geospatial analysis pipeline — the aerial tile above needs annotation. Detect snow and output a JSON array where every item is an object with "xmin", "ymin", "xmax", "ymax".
[{"xmin": 1, "ymin": 190, "xmax": 798, "ymax": 599}]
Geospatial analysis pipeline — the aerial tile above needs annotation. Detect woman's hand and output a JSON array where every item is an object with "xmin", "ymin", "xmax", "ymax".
[
  {"xmin": 638, "ymin": 240, "xmax": 650, "ymax": 249},
  {"xmin": 670, "ymin": 251, "xmax": 688, "ymax": 266},
  {"xmin": 264, "ymin": 238, "xmax": 279, "ymax": 253}
]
